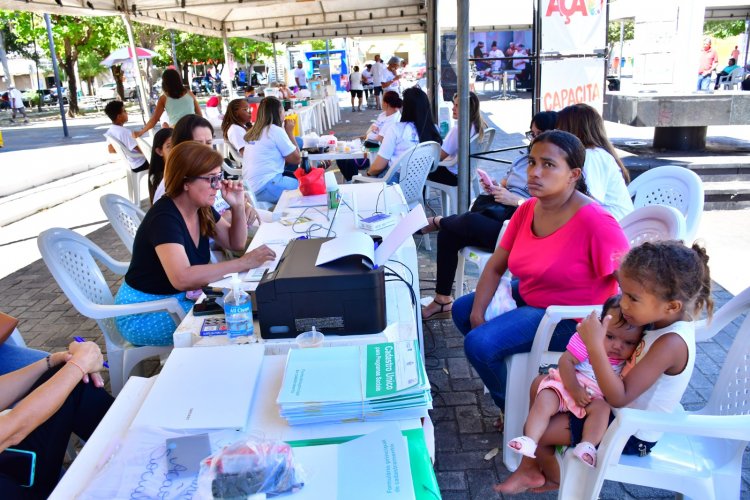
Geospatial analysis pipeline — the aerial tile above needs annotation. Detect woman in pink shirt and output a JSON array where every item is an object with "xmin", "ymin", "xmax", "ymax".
[{"xmin": 451, "ymin": 130, "xmax": 629, "ymax": 417}]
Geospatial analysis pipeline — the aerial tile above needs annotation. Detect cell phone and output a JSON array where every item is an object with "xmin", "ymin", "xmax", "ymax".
[
  {"xmin": 0, "ymin": 448, "xmax": 36, "ymax": 488},
  {"xmin": 476, "ymin": 168, "xmax": 493, "ymax": 187},
  {"xmin": 193, "ymin": 298, "xmax": 224, "ymax": 317},
  {"xmin": 166, "ymin": 433, "xmax": 211, "ymax": 477},
  {"xmin": 201, "ymin": 286, "xmax": 224, "ymax": 299}
]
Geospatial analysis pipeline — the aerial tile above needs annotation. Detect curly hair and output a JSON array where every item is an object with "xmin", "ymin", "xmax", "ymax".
[{"xmin": 620, "ymin": 241, "xmax": 713, "ymax": 320}]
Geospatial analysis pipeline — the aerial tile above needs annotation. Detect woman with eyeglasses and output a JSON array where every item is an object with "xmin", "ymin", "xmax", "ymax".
[
  {"xmin": 421, "ymin": 111, "xmax": 557, "ymax": 320},
  {"xmin": 242, "ymin": 96, "xmax": 301, "ymax": 203},
  {"xmin": 426, "ymin": 91, "xmax": 486, "ymax": 186},
  {"xmin": 114, "ymin": 142, "xmax": 276, "ymax": 346}
]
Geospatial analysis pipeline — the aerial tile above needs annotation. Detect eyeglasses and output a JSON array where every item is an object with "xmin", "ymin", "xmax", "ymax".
[
  {"xmin": 525, "ymin": 130, "xmax": 538, "ymax": 141},
  {"xmin": 187, "ymin": 173, "xmax": 223, "ymax": 189}
]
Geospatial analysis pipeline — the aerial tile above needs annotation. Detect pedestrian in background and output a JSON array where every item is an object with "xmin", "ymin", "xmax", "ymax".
[{"xmin": 8, "ymin": 85, "xmax": 28, "ymax": 123}]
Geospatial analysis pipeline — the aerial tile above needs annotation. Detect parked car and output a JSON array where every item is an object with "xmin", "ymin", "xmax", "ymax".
[
  {"xmin": 95, "ymin": 82, "xmax": 137, "ymax": 101},
  {"xmin": 191, "ymin": 76, "xmax": 211, "ymax": 95},
  {"xmin": 49, "ymin": 87, "xmax": 69, "ymax": 105}
]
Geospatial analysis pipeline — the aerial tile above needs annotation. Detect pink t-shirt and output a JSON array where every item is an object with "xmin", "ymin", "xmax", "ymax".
[{"xmin": 500, "ymin": 198, "xmax": 628, "ymax": 309}]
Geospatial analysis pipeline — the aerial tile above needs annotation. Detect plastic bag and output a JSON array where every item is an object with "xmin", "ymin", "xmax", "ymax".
[
  {"xmin": 198, "ymin": 436, "xmax": 304, "ymax": 499},
  {"xmin": 294, "ymin": 167, "xmax": 326, "ymax": 195},
  {"xmin": 484, "ymin": 275, "xmax": 517, "ymax": 322}
]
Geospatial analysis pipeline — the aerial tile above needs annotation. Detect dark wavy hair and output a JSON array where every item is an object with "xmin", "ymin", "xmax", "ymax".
[
  {"xmin": 400, "ymin": 87, "xmax": 442, "ymax": 145},
  {"xmin": 530, "ymin": 130, "xmax": 589, "ymax": 195},
  {"xmin": 382, "ymin": 91, "xmax": 403, "ymax": 109},
  {"xmin": 148, "ymin": 127, "xmax": 172, "ymax": 203},
  {"xmin": 221, "ymin": 99, "xmax": 251, "ymax": 140},
  {"xmin": 161, "ymin": 68, "xmax": 187, "ymax": 100},
  {"xmin": 172, "ymin": 114, "xmax": 214, "ymax": 146}
]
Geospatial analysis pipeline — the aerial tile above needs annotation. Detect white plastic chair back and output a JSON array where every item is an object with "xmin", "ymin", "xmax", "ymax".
[
  {"xmin": 719, "ymin": 67, "xmax": 744, "ymax": 90},
  {"xmin": 619, "ymin": 204, "xmax": 686, "ymax": 247},
  {"xmin": 100, "ymin": 193, "xmax": 146, "ymax": 254},
  {"xmin": 204, "ymin": 105, "xmax": 223, "ymax": 129},
  {"xmin": 38, "ymin": 228, "xmax": 179, "ymax": 395},
  {"xmin": 627, "ymin": 165, "xmax": 704, "ymax": 243},
  {"xmin": 558, "ymin": 288, "xmax": 750, "ymax": 499},
  {"xmin": 391, "ymin": 141, "xmax": 441, "ymax": 209},
  {"xmin": 454, "ymin": 219, "xmax": 509, "ymax": 298}
]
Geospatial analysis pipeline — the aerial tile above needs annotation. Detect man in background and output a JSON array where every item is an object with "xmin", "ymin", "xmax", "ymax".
[
  {"xmin": 294, "ymin": 61, "xmax": 308, "ymax": 90},
  {"xmin": 698, "ymin": 37, "xmax": 719, "ymax": 90},
  {"xmin": 8, "ymin": 85, "xmax": 28, "ymax": 123}
]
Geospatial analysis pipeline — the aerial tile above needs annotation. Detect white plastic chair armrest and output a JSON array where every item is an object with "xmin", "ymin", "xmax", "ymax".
[
  {"xmin": 595, "ymin": 408, "xmax": 750, "ymax": 472},
  {"xmin": 85, "ymin": 242, "xmax": 130, "ymax": 275},
  {"xmin": 524, "ymin": 305, "xmax": 602, "ymax": 382},
  {"xmin": 352, "ymin": 174, "xmax": 385, "ymax": 183},
  {"xmin": 694, "ymin": 286, "xmax": 750, "ymax": 342},
  {"xmin": 83, "ymin": 298, "xmax": 186, "ymax": 325}
]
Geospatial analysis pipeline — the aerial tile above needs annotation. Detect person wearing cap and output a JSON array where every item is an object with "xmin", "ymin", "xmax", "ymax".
[
  {"xmin": 381, "ymin": 57, "xmax": 402, "ymax": 95},
  {"xmin": 8, "ymin": 85, "xmax": 29, "ymax": 123}
]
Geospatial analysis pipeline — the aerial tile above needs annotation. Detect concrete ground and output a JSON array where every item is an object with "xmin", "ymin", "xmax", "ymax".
[{"xmin": 1, "ymin": 90, "xmax": 749, "ymax": 498}]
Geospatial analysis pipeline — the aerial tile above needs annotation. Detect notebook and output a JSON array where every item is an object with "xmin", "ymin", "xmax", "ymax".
[{"xmin": 131, "ymin": 344, "xmax": 265, "ymax": 430}]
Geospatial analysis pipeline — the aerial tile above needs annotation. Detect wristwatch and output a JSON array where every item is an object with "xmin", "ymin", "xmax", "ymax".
[{"xmin": 517, "ymin": 198, "xmax": 525, "ymax": 207}]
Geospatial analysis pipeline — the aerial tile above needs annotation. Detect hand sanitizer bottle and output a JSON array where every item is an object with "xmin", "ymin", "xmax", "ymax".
[{"xmin": 223, "ymin": 273, "xmax": 253, "ymax": 342}]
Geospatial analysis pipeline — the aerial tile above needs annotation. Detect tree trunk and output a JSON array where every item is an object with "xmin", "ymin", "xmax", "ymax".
[
  {"xmin": 0, "ymin": 31, "xmax": 13, "ymax": 88},
  {"xmin": 62, "ymin": 37, "xmax": 79, "ymax": 117},
  {"xmin": 112, "ymin": 65, "xmax": 125, "ymax": 101}
]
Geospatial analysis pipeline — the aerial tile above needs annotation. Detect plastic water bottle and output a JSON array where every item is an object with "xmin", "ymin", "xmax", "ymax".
[{"xmin": 223, "ymin": 273, "xmax": 253, "ymax": 342}]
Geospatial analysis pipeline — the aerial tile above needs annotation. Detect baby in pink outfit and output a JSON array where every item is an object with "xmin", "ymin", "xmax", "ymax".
[{"xmin": 507, "ymin": 295, "xmax": 644, "ymax": 466}]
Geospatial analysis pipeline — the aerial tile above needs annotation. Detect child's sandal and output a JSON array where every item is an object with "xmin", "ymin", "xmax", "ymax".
[
  {"xmin": 507, "ymin": 435, "xmax": 537, "ymax": 458},
  {"xmin": 572, "ymin": 441, "xmax": 597, "ymax": 468}
]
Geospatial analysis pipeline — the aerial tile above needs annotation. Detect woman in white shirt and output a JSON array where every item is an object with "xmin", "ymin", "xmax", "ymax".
[
  {"xmin": 556, "ymin": 103, "xmax": 634, "ymax": 221},
  {"xmin": 349, "ymin": 65, "xmax": 364, "ymax": 112},
  {"xmin": 427, "ymin": 91, "xmax": 486, "ymax": 186},
  {"xmin": 242, "ymin": 97, "xmax": 301, "ymax": 204},
  {"xmin": 338, "ymin": 91, "xmax": 403, "ymax": 182},
  {"xmin": 221, "ymin": 99, "xmax": 253, "ymax": 161},
  {"xmin": 365, "ymin": 86, "xmax": 442, "ymax": 182}
]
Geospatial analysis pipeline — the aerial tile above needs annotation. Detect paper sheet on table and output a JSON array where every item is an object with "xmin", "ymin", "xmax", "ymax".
[
  {"xmin": 289, "ymin": 194, "xmax": 327, "ymax": 208},
  {"xmin": 315, "ymin": 205, "xmax": 427, "ymax": 268}
]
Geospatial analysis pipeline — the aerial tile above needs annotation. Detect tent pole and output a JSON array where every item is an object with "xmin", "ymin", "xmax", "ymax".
[
  {"xmin": 222, "ymin": 27, "xmax": 233, "ymax": 99},
  {"xmin": 43, "ymin": 14, "xmax": 68, "ymax": 138},
  {"xmin": 456, "ymin": 0, "xmax": 470, "ymax": 214},
  {"xmin": 426, "ymin": 0, "xmax": 440, "ymax": 120},
  {"xmin": 121, "ymin": 13, "xmax": 151, "ymax": 129},
  {"xmin": 272, "ymin": 35, "xmax": 280, "ymax": 83},
  {"xmin": 170, "ymin": 30, "xmax": 179, "ymax": 70}
]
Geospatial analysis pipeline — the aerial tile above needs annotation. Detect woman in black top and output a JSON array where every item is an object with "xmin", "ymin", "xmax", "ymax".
[{"xmin": 114, "ymin": 141, "xmax": 275, "ymax": 346}]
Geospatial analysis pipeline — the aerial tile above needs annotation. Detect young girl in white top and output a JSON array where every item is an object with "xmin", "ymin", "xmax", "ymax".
[
  {"xmin": 221, "ymin": 99, "xmax": 253, "ymax": 159},
  {"xmin": 507, "ymin": 296, "xmax": 644, "ymax": 466},
  {"xmin": 497, "ymin": 240, "xmax": 712, "ymax": 494},
  {"xmin": 426, "ymin": 91, "xmax": 486, "ymax": 187}
]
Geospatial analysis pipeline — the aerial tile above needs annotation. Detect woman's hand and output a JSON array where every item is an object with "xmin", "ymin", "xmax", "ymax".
[
  {"xmin": 576, "ymin": 311, "xmax": 609, "ymax": 352},
  {"xmin": 469, "ymin": 310, "xmax": 486, "ymax": 330},
  {"xmin": 240, "ymin": 245, "xmax": 276, "ymax": 269},
  {"xmin": 67, "ymin": 341, "xmax": 105, "ymax": 385},
  {"xmin": 132, "ymin": 129, "xmax": 142, "ymax": 139},
  {"xmin": 220, "ymin": 179, "xmax": 246, "ymax": 209},
  {"xmin": 490, "ymin": 185, "xmax": 520, "ymax": 205}
]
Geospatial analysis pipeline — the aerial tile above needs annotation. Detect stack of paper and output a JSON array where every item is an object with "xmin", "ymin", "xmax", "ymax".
[{"xmin": 276, "ymin": 340, "xmax": 432, "ymax": 425}]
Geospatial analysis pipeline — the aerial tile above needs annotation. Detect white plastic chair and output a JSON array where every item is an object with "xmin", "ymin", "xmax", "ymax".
[
  {"xmin": 425, "ymin": 127, "xmax": 496, "ymax": 217},
  {"xmin": 718, "ymin": 67, "xmax": 745, "ymax": 90},
  {"xmin": 37, "ymin": 228, "xmax": 183, "ymax": 395},
  {"xmin": 627, "ymin": 166, "xmax": 704, "ymax": 244},
  {"xmin": 558, "ymin": 287, "xmax": 750, "ymax": 500},
  {"xmin": 619, "ymin": 204, "xmax": 686, "ymax": 247},
  {"xmin": 100, "ymin": 194, "xmax": 146, "ymax": 254},
  {"xmin": 204, "ymin": 105, "xmax": 223, "ymax": 130},
  {"xmin": 105, "ymin": 135, "xmax": 148, "ymax": 206},
  {"xmin": 454, "ymin": 219, "xmax": 509, "ymax": 298},
  {"xmin": 352, "ymin": 141, "xmax": 441, "ymax": 210}
]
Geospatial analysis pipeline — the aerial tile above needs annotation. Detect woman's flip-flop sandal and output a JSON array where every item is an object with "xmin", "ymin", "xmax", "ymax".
[
  {"xmin": 507, "ymin": 435, "xmax": 537, "ymax": 458},
  {"xmin": 421, "ymin": 299, "xmax": 453, "ymax": 320},
  {"xmin": 572, "ymin": 441, "xmax": 597, "ymax": 468}
]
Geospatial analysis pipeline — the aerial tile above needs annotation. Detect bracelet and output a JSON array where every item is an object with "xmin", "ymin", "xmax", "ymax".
[
  {"xmin": 45, "ymin": 355, "xmax": 52, "ymax": 370},
  {"xmin": 67, "ymin": 359, "xmax": 87, "ymax": 378}
]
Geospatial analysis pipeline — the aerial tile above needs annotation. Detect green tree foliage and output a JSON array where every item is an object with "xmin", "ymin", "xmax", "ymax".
[
  {"xmin": 704, "ymin": 20, "xmax": 746, "ymax": 39},
  {"xmin": 304, "ymin": 39, "xmax": 329, "ymax": 51},
  {"xmin": 607, "ymin": 19, "xmax": 634, "ymax": 45}
]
